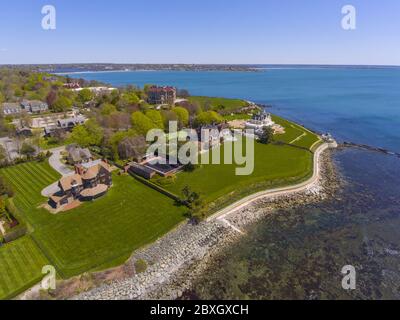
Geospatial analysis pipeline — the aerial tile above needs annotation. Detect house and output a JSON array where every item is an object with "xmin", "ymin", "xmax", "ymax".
[
  {"xmin": 70, "ymin": 87, "xmax": 117, "ymax": 95},
  {"xmin": 2, "ymin": 103, "xmax": 22, "ymax": 115},
  {"xmin": 245, "ymin": 112, "xmax": 274, "ymax": 131},
  {"xmin": 48, "ymin": 160, "xmax": 112, "ymax": 210},
  {"xmin": 15, "ymin": 126, "xmax": 32, "ymax": 137},
  {"xmin": 147, "ymin": 86, "xmax": 177, "ymax": 105},
  {"xmin": 29, "ymin": 101, "xmax": 49, "ymax": 113},
  {"xmin": 66, "ymin": 144, "xmax": 93, "ymax": 164},
  {"xmin": 196, "ymin": 123, "xmax": 231, "ymax": 150},
  {"xmin": 57, "ymin": 116, "xmax": 86, "ymax": 129},
  {"xmin": 20, "ymin": 100, "xmax": 31, "ymax": 111},
  {"xmin": 44, "ymin": 115, "xmax": 87, "ymax": 137},
  {"xmin": 21, "ymin": 100, "xmax": 49, "ymax": 113},
  {"xmin": 63, "ymin": 82, "xmax": 81, "ymax": 89},
  {"xmin": 127, "ymin": 162, "xmax": 157, "ymax": 180}
]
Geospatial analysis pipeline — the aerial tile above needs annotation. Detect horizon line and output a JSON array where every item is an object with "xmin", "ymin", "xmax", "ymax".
[{"xmin": 1, "ymin": 63, "xmax": 400, "ymax": 68}]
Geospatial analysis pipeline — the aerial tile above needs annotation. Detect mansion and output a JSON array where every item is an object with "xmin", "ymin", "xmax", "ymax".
[{"xmin": 49, "ymin": 160, "xmax": 112, "ymax": 211}]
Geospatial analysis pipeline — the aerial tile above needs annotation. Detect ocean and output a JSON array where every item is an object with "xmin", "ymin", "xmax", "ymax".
[{"xmin": 65, "ymin": 67, "xmax": 400, "ymax": 299}]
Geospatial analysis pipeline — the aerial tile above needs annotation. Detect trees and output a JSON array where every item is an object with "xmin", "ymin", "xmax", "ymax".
[
  {"xmin": 182, "ymin": 186, "xmax": 203, "ymax": 223},
  {"xmin": 259, "ymin": 126, "xmax": 274, "ymax": 144},
  {"xmin": 178, "ymin": 101, "xmax": 201, "ymax": 116},
  {"xmin": 172, "ymin": 107, "xmax": 189, "ymax": 128},
  {"xmin": 69, "ymin": 126, "xmax": 92, "ymax": 147},
  {"xmin": 52, "ymin": 96, "xmax": 73, "ymax": 112},
  {"xmin": 18, "ymin": 111, "xmax": 32, "ymax": 128},
  {"xmin": 0, "ymin": 197, "xmax": 6, "ymax": 216},
  {"xmin": 0, "ymin": 176, "xmax": 14, "ymax": 197},
  {"xmin": 69, "ymin": 120, "xmax": 104, "ymax": 147},
  {"xmin": 145, "ymin": 110, "xmax": 164, "ymax": 130},
  {"xmin": 182, "ymin": 186, "xmax": 200, "ymax": 208},
  {"xmin": 103, "ymin": 111, "xmax": 131, "ymax": 130},
  {"xmin": 46, "ymin": 90, "xmax": 58, "ymax": 107},
  {"xmin": 100, "ymin": 103, "xmax": 117, "ymax": 116},
  {"xmin": 131, "ymin": 112, "xmax": 157, "ymax": 136},
  {"xmin": 121, "ymin": 92, "xmax": 140, "ymax": 106},
  {"xmin": 20, "ymin": 142, "xmax": 36, "ymax": 158},
  {"xmin": 0, "ymin": 145, "xmax": 7, "ymax": 164},
  {"xmin": 77, "ymin": 88, "xmax": 94, "ymax": 104},
  {"xmin": 177, "ymin": 89, "xmax": 190, "ymax": 98},
  {"xmin": 161, "ymin": 110, "xmax": 178, "ymax": 130},
  {"xmin": 194, "ymin": 111, "xmax": 223, "ymax": 127},
  {"xmin": 117, "ymin": 135, "xmax": 147, "ymax": 161}
]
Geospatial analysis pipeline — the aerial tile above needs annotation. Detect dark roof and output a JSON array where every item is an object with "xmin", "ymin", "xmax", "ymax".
[
  {"xmin": 129, "ymin": 163, "xmax": 156, "ymax": 176},
  {"xmin": 148, "ymin": 86, "xmax": 176, "ymax": 93}
]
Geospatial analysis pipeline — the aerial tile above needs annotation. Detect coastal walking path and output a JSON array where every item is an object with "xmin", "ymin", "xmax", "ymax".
[{"xmin": 209, "ymin": 141, "xmax": 336, "ymax": 225}]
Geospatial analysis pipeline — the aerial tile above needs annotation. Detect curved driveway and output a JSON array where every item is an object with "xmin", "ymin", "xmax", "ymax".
[
  {"xmin": 41, "ymin": 146, "xmax": 73, "ymax": 197},
  {"xmin": 48, "ymin": 147, "xmax": 74, "ymax": 176}
]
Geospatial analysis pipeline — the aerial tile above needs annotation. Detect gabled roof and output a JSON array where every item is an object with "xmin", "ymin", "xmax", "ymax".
[
  {"xmin": 59, "ymin": 174, "xmax": 83, "ymax": 191},
  {"xmin": 68, "ymin": 146, "xmax": 92, "ymax": 162},
  {"xmin": 78, "ymin": 161, "xmax": 112, "ymax": 180}
]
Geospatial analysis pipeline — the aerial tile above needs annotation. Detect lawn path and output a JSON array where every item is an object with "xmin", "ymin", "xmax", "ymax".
[{"xmin": 209, "ymin": 141, "xmax": 337, "ymax": 222}]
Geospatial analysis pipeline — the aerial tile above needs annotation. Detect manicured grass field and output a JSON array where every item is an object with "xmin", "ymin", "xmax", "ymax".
[
  {"xmin": 0, "ymin": 236, "xmax": 49, "ymax": 300},
  {"xmin": 0, "ymin": 161, "xmax": 186, "ymax": 292},
  {"xmin": 34, "ymin": 174, "xmax": 186, "ymax": 277},
  {"xmin": 0, "ymin": 161, "xmax": 61, "ymax": 229},
  {"xmin": 272, "ymin": 114, "xmax": 321, "ymax": 150},
  {"xmin": 163, "ymin": 142, "xmax": 313, "ymax": 212},
  {"xmin": 162, "ymin": 116, "xmax": 320, "ymax": 212},
  {"xmin": 188, "ymin": 96, "xmax": 248, "ymax": 112}
]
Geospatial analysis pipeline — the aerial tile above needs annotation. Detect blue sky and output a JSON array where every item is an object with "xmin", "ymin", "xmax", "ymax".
[{"xmin": 0, "ymin": 0, "xmax": 399, "ymax": 65}]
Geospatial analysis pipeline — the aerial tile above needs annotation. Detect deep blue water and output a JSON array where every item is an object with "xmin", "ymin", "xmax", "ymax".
[
  {"xmin": 66, "ymin": 68, "xmax": 400, "ymax": 299},
  {"xmin": 65, "ymin": 68, "xmax": 400, "ymax": 152}
]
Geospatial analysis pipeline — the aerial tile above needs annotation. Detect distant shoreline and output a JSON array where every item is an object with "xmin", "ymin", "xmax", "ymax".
[{"xmin": 2, "ymin": 64, "xmax": 400, "ymax": 75}]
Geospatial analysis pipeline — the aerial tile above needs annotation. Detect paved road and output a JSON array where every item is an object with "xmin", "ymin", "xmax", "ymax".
[{"xmin": 48, "ymin": 146, "xmax": 74, "ymax": 176}]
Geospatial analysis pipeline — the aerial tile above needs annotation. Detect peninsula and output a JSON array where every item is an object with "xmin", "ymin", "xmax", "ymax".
[{"xmin": 0, "ymin": 69, "xmax": 335, "ymax": 300}]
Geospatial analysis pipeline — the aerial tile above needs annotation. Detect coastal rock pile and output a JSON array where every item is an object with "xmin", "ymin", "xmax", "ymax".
[{"xmin": 73, "ymin": 220, "xmax": 237, "ymax": 300}]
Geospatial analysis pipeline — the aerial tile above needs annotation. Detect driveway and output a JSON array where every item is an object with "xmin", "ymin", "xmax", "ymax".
[
  {"xmin": 48, "ymin": 146, "xmax": 74, "ymax": 176},
  {"xmin": 41, "ymin": 181, "xmax": 61, "ymax": 197},
  {"xmin": 42, "ymin": 146, "xmax": 73, "ymax": 197}
]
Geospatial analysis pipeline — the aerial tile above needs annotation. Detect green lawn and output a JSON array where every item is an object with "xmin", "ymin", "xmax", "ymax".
[
  {"xmin": 0, "ymin": 114, "xmax": 321, "ymax": 299},
  {"xmin": 271, "ymin": 114, "xmax": 321, "ymax": 149},
  {"xmin": 223, "ymin": 113, "xmax": 252, "ymax": 121},
  {"xmin": 0, "ymin": 236, "xmax": 49, "ymax": 300},
  {"xmin": 0, "ymin": 161, "xmax": 186, "ymax": 295},
  {"xmin": 163, "ymin": 142, "xmax": 313, "ymax": 213},
  {"xmin": 188, "ymin": 96, "xmax": 248, "ymax": 112},
  {"xmin": 161, "ymin": 116, "xmax": 320, "ymax": 213}
]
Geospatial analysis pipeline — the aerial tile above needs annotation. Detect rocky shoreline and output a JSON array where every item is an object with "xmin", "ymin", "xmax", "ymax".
[{"xmin": 65, "ymin": 148, "xmax": 341, "ymax": 300}]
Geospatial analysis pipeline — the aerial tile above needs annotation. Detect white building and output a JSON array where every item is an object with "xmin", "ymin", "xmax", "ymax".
[
  {"xmin": 245, "ymin": 112, "xmax": 275, "ymax": 136},
  {"xmin": 71, "ymin": 87, "xmax": 117, "ymax": 95}
]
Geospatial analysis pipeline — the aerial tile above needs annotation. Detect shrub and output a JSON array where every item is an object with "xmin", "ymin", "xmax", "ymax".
[{"xmin": 134, "ymin": 259, "xmax": 147, "ymax": 274}]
